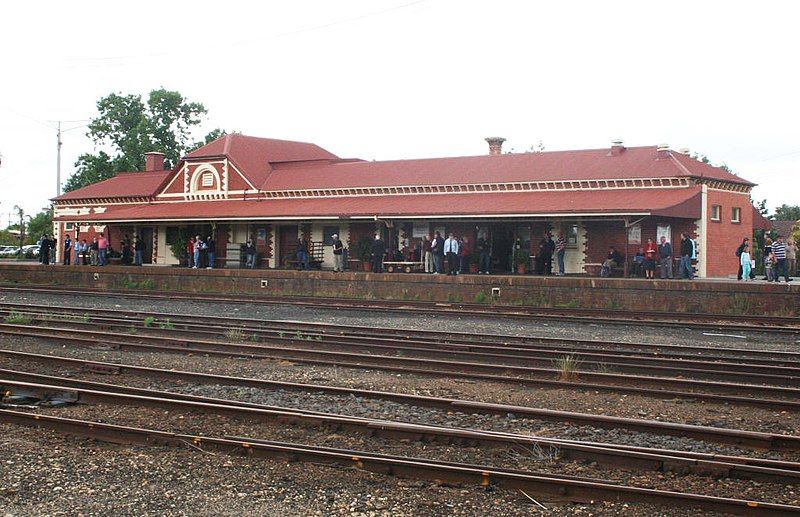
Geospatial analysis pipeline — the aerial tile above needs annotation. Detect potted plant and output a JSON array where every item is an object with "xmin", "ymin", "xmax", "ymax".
[
  {"xmin": 468, "ymin": 251, "xmax": 480, "ymax": 274},
  {"xmin": 514, "ymin": 248, "xmax": 529, "ymax": 274},
  {"xmin": 355, "ymin": 235, "xmax": 373, "ymax": 271},
  {"xmin": 170, "ymin": 228, "xmax": 191, "ymax": 267}
]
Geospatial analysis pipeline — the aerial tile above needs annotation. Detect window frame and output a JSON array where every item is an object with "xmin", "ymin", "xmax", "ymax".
[
  {"xmin": 711, "ymin": 204, "xmax": 721, "ymax": 222},
  {"xmin": 731, "ymin": 206, "xmax": 741, "ymax": 224}
]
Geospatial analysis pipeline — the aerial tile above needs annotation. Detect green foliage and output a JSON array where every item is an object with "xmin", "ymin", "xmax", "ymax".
[
  {"xmin": 65, "ymin": 88, "xmax": 225, "ymax": 193},
  {"xmin": 354, "ymin": 235, "xmax": 373, "ymax": 262},
  {"xmin": 553, "ymin": 353, "xmax": 581, "ymax": 382},
  {"xmin": 143, "ymin": 316, "xmax": 155, "ymax": 328},
  {"xmin": 474, "ymin": 291, "xmax": 488, "ymax": 304},
  {"xmin": 774, "ymin": 204, "xmax": 800, "ymax": 222},
  {"xmin": 755, "ymin": 199, "xmax": 770, "ymax": 217},
  {"xmin": 158, "ymin": 318, "xmax": 174, "ymax": 330},
  {"xmin": 513, "ymin": 248, "xmax": 529, "ymax": 268},
  {"xmin": 26, "ymin": 208, "xmax": 53, "ymax": 244},
  {"xmin": 4, "ymin": 311, "xmax": 32, "ymax": 324},
  {"xmin": 121, "ymin": 278, "xmax": 155, "ymax": 290},
  {"xmin": 170, "ymin": 228, "xmax": 193, "ymax": 263}
]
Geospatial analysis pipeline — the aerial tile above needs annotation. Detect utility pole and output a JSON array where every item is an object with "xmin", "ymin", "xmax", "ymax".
[{"xmin": 57, "ymin": 121, "xmax": 62, "ymax": 197}]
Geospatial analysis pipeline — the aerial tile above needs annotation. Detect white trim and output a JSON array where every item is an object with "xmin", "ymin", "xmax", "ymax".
[
  {"xmin": 158, "ymin": 162, "xmax": 188, "ymax": 196},
  {"xmin": 699, "ymin": 184, "xmax": 708, "ymax": 278},
  {"xmin": 54, "ymin": 211, "xmax": 653, "ymax": 224}
]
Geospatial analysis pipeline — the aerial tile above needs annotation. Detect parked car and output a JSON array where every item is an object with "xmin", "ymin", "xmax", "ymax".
[
  {"xmin": 0, "ymin": 246, "xmax": 20, "ymax": 257},
  {"xmin": 21, "ymin": 245, "xmax": 40, "ymax": 258}
]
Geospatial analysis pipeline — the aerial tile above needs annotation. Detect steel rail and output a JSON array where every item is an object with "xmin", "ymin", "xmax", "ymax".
[
  {"xmin": 2, "ymin": 301, "xmax": 799, "ymax": 366},
  {"xmin": 0, "ymin": 350, "xmax": 800, "ymax": 483},
  {"xmin": 5, "ymin": 310, "xmax": 799, "ymax": 387},
  {"xmin": 1, "ymin": 409, "xmax": 795, "ymax": 515},
  {"xmin": 3, "ymin": 323, "xmax": 800, "ymax": 410},
  {"xmin": 1, "ymin": 285, "xmax": 797, "ymax": 334},
  {"xmin": 3, "ymin": 372, "xmax": 800, "ymax": 485}
]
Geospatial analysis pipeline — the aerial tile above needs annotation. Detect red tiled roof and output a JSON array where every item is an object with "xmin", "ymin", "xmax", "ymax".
[
  {"xmin": 261, "ymin": 146, "xmax": 752, "ymax": 191},
  {"xmin": 54, "ymin": 186, "xmax": 701, "ymax": 222},
  {"xmin": 55, "ymin": 170, "xmax": 173, "ymax": 201},
  {"xmin": 184, "ymin": 134, "xmax": 340, "ymax": 188}
]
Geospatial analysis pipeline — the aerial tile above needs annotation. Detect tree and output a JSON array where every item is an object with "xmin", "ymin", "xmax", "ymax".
[
  {"xmin": 65, "ymin": 88, "xmax": 225, "ymax": 192},
  {"xmin": 755, "ymin": 199, "xmax": 770, "ymax": 217},
  {"xmin": 26, "ymin": 208, "xmax": 53, "ymax": 243},
  {"xmin": 774, "ymin": 204, "xmax": 800, "ymax": 221}
]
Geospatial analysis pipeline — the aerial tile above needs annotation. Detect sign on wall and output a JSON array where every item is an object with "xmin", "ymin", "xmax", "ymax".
[
  {"xmin": 656, "ymin": 224, "xmax": 671, "ymax": 243},
  {"xmin": 412, "ymin": 221, "xmax": 429, "ymax": 238},
  {"xmin": 627, "ymin": 224, "xmax": 641, "ymax": 244}
]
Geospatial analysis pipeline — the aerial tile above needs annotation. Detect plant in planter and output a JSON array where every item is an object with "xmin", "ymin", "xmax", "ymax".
[
  {"xmin": 514, "ymin": 248, "xmax": 529, "ymax": 274},
  {"xmin": 169, "ymin": 228, "xmax": 192, "ymax": 267},
  {"xmin": 354, "ymin": 235, "xmax": 373, "ymax": 271},
  {"xmin": 468, "ymin": 251, "xmax": 480, "ymax": 274}
]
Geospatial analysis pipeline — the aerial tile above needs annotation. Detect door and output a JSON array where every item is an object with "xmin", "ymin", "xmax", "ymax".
[{"xmin": 139, "ymin": 227, "xmax": 154, "ymax": 264}]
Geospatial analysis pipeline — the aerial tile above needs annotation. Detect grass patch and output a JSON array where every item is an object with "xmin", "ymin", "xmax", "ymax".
[
  {"xmin": 121, "ymin": 278, "xmax": 155, "ymax": 290},
  {"xmin": 158, "ymin": 318, "xmax": 174, "ymax": 330},
  {"xmin": 553, "ymin": 353, "xmax": 581, "ymax": 382},
  {"xmin": 474, "ymin": 291, "xmax": 488, "ymax": 304},
  {"xmin": 225, "ymin": 329, "xmax": 246, "ymax": 342},
  {"xmin": 143, "ymin": 316, "xmax": 155, "ymax": 328},
  {"xmin": 4, "ymin": 311, "xmax": 32, "ymax": 325}
]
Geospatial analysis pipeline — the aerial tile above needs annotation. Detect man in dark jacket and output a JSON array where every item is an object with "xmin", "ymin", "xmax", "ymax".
[
  {"xmin": 332, "ymin": 233, "xmax": 344, "ymax": 272},
  {"xmin": 476, "ymin": 231, "xmax": 491, "ymax": 274},
  {"xmin": 678, "ymin": 233, "xmax": 694, "ymax": 280},
  {"xmin": 658, "ymin": 236, "xmax": 673, "ymax": 279},
  {"xmin": 63, "ymin": 234, "xmax": 72, "ymax": 265},
  {"xmin": 371, "ymin": 234, "xmax": 385, "ymax": 273},
  {"xmin": 39, "ymin": 234, "xmax": 51, "ymax": 265}
]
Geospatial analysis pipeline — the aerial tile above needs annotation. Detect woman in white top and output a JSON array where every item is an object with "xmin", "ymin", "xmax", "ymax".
[{"xmin": 740, "ymin": 244, "xmax": 752, "ymax": 281}]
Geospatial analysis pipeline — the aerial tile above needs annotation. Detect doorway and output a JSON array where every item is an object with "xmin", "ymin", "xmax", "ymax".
[{"xmin": 139, "ymin": 227, "xmax": 154, "ymax": 264}]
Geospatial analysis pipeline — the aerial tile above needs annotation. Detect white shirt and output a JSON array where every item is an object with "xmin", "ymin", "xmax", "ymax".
[{"xmin": 444, "ymin": 238, "xmax": 459, "ymax": 254}]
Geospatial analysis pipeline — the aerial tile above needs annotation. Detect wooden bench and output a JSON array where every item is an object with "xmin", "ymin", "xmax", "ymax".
[{"xmin": 383, "ymin": 261, "xmax": 424, "ymax": 273}]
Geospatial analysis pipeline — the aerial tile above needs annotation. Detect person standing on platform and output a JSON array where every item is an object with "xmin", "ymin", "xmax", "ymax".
[
  {"xmin": 245, "ymin": 239, "xmax": 256, "ymax": 269},
  {"xmin": 38, "ymin": 234, "xmax": 50, "ymax": 265},
  {"xmin": 763, "ymin": 237, "xmax": 773, "ymax": 280},
  {"xmin": 90, "ymin": 237, "xmax": 99, "ymax": 266},
  {"xmin": 332, "ymin": 233, "xmax": 344, "ymax": 272},
  {"xmin": 736, "ymin": 237, "xmax": 753, "ymax": 280},
  {"xmin": 740, "ymin": 244, "xmax": 753, "ymax": 281},
  {"xmin": 73, "ymin": 237, "xmax": 82, "ymax": 266},
  {"xmin": 678, "ymin": 233, "xmax": 694, "ymax": 280},
  {"xmin": 80, "ymin": 239, "xmax": 89, "ymax": 265},
  {"xmin": 458, "ymin": 235, "xmax": 471, "ymax": 274},
  {"xmin": 134, "ymin": 235, "xmax": 144, "ymax": 266},
  {"xmin": 477, "ymin": 231, "xmax": 491, "ymax": 274},
  {"xmin": 555, "ymin": 232, "xmax": 566, "ymax": 276},
  {"xmin": 643, "ymin": 237, "xmax": 657, "ymax": 279},
  {"xmin": 371, "ymin": 233, "xmax": 385, "ymax": 273},
  {"xmin": 443, "ymin": 232, "xmax": 459, "ymax": 275},
  {"xmin": 193, "ymin": 235, "xmax": 203, "ymax": 269},
  {"xmin": 97, "ymin": 233, "xmax": 108, "ymax": 266},
  {"xmin": 296, "ymin": 236, "xmax": 309, "ymax": 270},
  {"xmin": 206, "ymin": 235, "xmax": 216, "ymax": 269},
  {"xmin": 187, "ymin": 237, "xmax": 195, "ymax": 268},
  {"xmin": 62, "ymin": 234, "xmax": 72, "ymax": 265},
  {"xmin": 787, "ymin": 238, "xmax": 797, "ymax": 279},
  {"xmin": 772, "ymin": 235, "xmax": 791, "ymax": 282},
  {"xmin": 432, "ymin": 231, "xmax": 444, "ymax": 274},
  {"xmin": 423, "ymin": 235, "xmax": 433, "ymax": 273},
  {"xmin": 658, "ymin": 236, "xmax": 673, "ymax": 279}
]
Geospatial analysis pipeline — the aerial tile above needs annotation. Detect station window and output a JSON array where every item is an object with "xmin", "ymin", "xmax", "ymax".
[
  {"xmin": 711, "ymin": 204, "xmax": 721, "ymax": 221},
  {"xmin": 201, "ymin": 172, "xmax": 214, "ymax": 187},
  {"xmin": 65, "ymin": 222, "xmax": 75, "ymax": 231},
  {"xmin": 731, "ymin": 207, "xmax": 741, "ymax": 223}
]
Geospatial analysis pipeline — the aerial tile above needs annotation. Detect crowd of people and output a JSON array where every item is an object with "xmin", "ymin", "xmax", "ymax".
[
  {"xmin": 36, "ymin": 233, "xmax": 146, "ymax": 267},
  {"xmin": 186, "ymin": 235, "xmax": 217, "ymax": 269},
  {"xmin": 736, "ymin": 235, "xmax": 795, "ymax": 282}
]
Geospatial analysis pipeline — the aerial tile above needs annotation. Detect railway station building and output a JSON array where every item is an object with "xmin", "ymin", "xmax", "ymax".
[{"xmin": 52, "ymin": 134, "xmax": 759, "ymax": 277}]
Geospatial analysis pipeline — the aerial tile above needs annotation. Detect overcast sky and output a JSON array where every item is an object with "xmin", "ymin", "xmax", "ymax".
[{"xmin": 1, "ymin": 0, "xmax": 798, "ymax": 224}]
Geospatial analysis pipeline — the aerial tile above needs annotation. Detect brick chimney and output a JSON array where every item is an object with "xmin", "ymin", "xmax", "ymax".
[
  {"xmin": 609, "ymin": 139, "xmax": 625, "ymax": 156},
  {"xmin": 144, "ymin": 152, "xmax": 166, "ymax": 171},
  {"xmin": 485, "ymin": 137, "xmax": 506, "ymax": 156},
  {"xmin": 656, "ymin": 144, "xmax": 671, "ymax": 159}
]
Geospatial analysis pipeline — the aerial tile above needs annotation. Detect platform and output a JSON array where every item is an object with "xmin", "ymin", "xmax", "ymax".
[{"xmin": 0, "ymin": 263, "xmax": 797, "ymax": 317}]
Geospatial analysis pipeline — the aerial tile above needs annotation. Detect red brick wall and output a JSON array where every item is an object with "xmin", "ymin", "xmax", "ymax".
[
  {"xmin": 585, "ymin": 218, "xmax": 696, "ymax": 269},
  {"xmin": 705, "ymin": 190, "xmax": 753, "ymax": 277}
]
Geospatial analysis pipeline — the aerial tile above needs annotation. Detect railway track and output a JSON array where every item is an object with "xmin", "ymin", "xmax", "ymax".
[
  {"xmin": 1, "ymin": 284, "xmax": 797, "ymax": 333},
  {"xmin": 3, "ymin": 407, "xmax": 796, "ymax": 515},
  {"xmin": 4, "ymin": 304, "xmax": 800, "ymax": 385},
  {"xmin": 3, "ymin": 318, "xmax": 800, "ymax": 411},
  {"xmin": 4, "ymin": 349, "xmax": 799, "ymax": 451}
]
